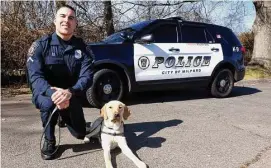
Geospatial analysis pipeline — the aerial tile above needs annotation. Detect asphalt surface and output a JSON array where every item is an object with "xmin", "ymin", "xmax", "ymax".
[{"xmin": 1, "ymin": 79, "xmax": 271, "ymax": 168}]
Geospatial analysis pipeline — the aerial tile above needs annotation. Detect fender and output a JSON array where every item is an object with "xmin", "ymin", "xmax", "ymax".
[
  {"xmin": 211, "ymin": 60, "xmax": 237, "ymax": 80},
  {"xmin": 93, "ymin": 60, "xmax": 132, "ymax": 92}
]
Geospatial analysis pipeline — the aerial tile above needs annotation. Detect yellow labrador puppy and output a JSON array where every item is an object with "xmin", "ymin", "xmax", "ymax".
[{"xmin": 100, "ymin": 100, "xmax": 147, "ymax": 168}]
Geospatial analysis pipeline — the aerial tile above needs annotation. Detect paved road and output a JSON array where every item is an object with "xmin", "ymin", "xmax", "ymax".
[{"xmin": 1, "ymin": 79, "xmax": 271, "ymax": 168}]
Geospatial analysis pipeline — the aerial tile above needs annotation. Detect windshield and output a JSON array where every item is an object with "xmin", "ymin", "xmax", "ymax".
[
  {"xmin": 102, "ymin": 28, "xmax": 136, "ymax": 43},
  {"xmin": 130, "ymin": 20, "xmax": 154, "ymax": 31},
  {"xmin": 102, "ymin": 20, "xmax": 154, "ymax": 43}
]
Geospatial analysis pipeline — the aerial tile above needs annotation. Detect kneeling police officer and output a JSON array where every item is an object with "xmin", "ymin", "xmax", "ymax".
[{"xmin": 26, "ymin": 5, "xmax": 94, "ymax": 160}]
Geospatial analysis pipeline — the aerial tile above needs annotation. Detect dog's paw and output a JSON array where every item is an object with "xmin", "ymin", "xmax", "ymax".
[
  {"xmin": 137, "ymin": 161, "xmax": 147, "ymax": 168},
  {"xmin": 105, "ymin": 163, "xmax": 114, "ymax": 168},
  {"xmin": 83, "ymin": 137, "xmax": 90, "ymax": 143}
]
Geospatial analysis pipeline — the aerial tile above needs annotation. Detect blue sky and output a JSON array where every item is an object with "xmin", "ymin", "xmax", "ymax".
[
  {"xmin": 243, "ymin": 1, "xmax": 256, "ymax": 31},
  {"xmin": 209, "ymin": 0, "xmax": 256, "ymax": 34}
]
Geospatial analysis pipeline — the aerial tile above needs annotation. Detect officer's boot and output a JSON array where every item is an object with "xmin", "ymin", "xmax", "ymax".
[{"xmin": 41, "ymin": 138, "xmax": 57, "ymax": 160}]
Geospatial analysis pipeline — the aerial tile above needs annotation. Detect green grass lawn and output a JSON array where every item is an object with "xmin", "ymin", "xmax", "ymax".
[{"xmin": 244, "ymin": 66, "xmax": 271, "ymax": 80}]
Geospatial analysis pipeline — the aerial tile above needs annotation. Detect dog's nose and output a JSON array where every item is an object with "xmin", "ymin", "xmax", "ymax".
[{"xmin": 115, "ymin": 114, "xmax": 120, "ymax": 118}]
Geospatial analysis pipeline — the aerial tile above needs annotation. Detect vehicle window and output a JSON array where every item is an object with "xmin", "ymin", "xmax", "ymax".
[
  {"xmin": 219, "ymin": 28, "xmax": 241, "ymax": 46},
  {"xmin": 181, "ymin": 26, "xmax": 207, "ymax": 43},
  {"xmin": 205, "ymin": 30, "xmax": 214, "ymax": 43},
  {"xmin": 151, "ymin": 24, "xmax": 178, "ymax": 43}
]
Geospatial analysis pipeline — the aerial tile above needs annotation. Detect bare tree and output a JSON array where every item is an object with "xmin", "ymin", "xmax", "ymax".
[
  {"xmin": 111, "ymin": 0, "xmax": 247, "ymax": 34},
  {"xmin": 0, "ymin": 1, "xmax": 257, "ymax": 86},
  {"xmin": 103, "ymin": 0, "xmax": 115, "ymax": 36},
  {"xmin": 250, "ymin": 1, "xmax": 271, "ymax": 69},
  {"xmin": 71, "ymin": 1, "xmax": 105, "ymax": 41}
]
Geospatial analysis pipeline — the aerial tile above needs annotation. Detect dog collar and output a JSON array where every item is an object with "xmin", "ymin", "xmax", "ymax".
[
  {"xmin": 101, "ymin": 131, "xmax": 124, "ymax": 136},
  {"xmin": 102, "ymin": 121, "xmax": 124, "ymax": 136},
  {"xmin": 104, "ymin": 125, "xmax": 114, "ymax": 130}
]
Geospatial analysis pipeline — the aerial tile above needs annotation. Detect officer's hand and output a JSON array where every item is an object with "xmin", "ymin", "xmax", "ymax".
[
  {"xmin": 57, "ymin": 100, "xmax": 70, "ymax": 110},
  {"xmin": 51, "ymin": 87, "xmax": 72, "ymax": 105}
]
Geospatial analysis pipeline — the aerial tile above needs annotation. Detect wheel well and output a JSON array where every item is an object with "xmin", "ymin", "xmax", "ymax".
[
  {"xmin": 94, "ymin": 63, "xmax": 131, "ymax": 91},
  {"xmin": 211, "ymin": 62, "xmax": 236, "ymax": 83}
]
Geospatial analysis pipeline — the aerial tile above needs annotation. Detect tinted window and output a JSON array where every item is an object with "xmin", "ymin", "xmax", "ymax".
[
  {"xmin": 205, "ymin": 30, "xmax": 214, "ymax": 43},
  {"xmin": 130, "ymin": 20, "xmax": 154, "ymax": 31},
  {"xmin": 151, "ymin": 24, "xmax": 178, "ymax": 43},
  {"xmin": 208, "ymin": 26, "xmax": 241, "ymax": 46},
  {"xmin": 181, "ymin": 26, "xmax": 207, "ymax": 43},
  {"xmin": 220, "ymin": 28, "xmax": 241, "ymax": 46}
]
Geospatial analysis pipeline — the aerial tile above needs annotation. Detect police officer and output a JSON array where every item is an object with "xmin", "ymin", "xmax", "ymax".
[{"xmin": 26, "ymin": 5, "xmax": 94, "ymax": 160}]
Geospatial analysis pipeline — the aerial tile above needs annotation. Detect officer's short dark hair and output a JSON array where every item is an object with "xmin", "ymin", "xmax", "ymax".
[{"xmin": 57, "ymin": 5, "xmax": 76, "ymax": 15}]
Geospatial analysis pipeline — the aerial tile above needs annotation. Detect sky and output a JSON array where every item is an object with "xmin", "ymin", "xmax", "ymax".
[
  {"xmin": 208, "ymin": 0, "xmax": 256, "ymax": 34},
  {"xmin": 114, "ymin": 0, "xmax": 257, "ymax": 34},
  {"xmin": 243, "ymin": 1, "xmax": 256, "ymax": 31}
]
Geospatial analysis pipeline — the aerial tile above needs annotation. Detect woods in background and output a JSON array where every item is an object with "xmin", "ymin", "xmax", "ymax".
[{"xmin": 1, "ymin": 0, "xmax": 269, "ymax": 86}]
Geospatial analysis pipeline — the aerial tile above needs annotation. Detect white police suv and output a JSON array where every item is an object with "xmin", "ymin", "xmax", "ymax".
[{"xmin": 87, "ymin": 17, "xmax": 245, "ymax": 107}]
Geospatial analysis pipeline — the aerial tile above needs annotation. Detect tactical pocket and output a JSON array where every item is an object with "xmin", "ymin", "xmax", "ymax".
[
  {"xmin": 72, "ymin": 59, "xmax": 82, "ymax": 75},
  {"xmin": 45, "ymin": 57, "xmax": 64, "ymax": 65},
  {"xmin": 45, "ymin": 57, "xmax": 68, "ymax": 76},
  {"xmin": 74, "ymin": 59, "xmax": 82, "ymax": 65}
]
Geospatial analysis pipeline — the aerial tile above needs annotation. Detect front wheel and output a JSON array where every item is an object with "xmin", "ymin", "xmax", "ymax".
[
  {"xmin": 86, "ymin": 69, "xmax": 124, "ymax": 108},
  {"xmin": 210, "ymin": 69, "xmax": 234, "ymax": 98}
]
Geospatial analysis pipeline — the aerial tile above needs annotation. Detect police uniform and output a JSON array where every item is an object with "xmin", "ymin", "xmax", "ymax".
[{"xmin": 26, "ymin": 32, "xmax": 94, "ymax": 141}]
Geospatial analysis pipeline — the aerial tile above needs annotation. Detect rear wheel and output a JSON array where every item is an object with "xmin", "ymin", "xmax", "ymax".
[
  {"xmin": 210, "ymin": 69, "xmax": 234, "ymax": 98},
  {"xmin": 86, "ymin": 69, "xmax": 124, "ymax": 108}
]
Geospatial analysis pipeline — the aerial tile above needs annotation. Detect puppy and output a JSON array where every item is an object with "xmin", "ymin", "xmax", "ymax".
[{"xmin": 99, "ymin": 100, "xmax": 147, "ymax": 168}]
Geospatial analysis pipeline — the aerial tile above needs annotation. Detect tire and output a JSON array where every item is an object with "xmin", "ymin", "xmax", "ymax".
[
  {"xmin": 210, "ymin": 69, "xmax": 234, "ymax": 98},
  {"xmin": 86, "ymin": 69, "xmax": 124, "ymax": 108}
]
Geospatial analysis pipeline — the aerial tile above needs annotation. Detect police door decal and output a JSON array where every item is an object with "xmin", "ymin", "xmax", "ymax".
[{"xmin": 133, "ymin": 43, "xmax": 223, "ymax": 82}]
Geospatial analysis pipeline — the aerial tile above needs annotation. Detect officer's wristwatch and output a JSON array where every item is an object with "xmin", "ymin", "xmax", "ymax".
[{"xmin": 68, "ymin": 88, "xmax": 75, "ymax": 97}]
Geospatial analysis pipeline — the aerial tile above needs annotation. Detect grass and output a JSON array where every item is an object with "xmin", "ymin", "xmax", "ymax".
[
  {"xmin": 1, "ymin": 84, "xmax": 31, "ymax": 98},
  {"xmin": 244, "ymin": 65, "xmax": 271, "ymax": 80}
]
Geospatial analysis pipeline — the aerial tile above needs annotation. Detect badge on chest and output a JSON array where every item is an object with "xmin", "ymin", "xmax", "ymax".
[{"xmin": 75, "ymin": 50, "xmax": 82, "ymax": 59}]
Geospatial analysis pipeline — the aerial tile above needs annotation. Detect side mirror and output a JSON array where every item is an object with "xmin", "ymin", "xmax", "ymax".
[
  {"xmin": 120, "ymin": 32, "xmax": 128, "ymax": 39},
  {"xmin": 120, "ymin": 32, "xmax": 133, "ymax": 42},
  {"xmin": 135, "ymin": 34, "xmax": 153, "ymax": 43}
]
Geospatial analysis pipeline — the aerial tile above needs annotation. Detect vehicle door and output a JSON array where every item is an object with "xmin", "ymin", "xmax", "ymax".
[
  {"xmin": 133, "ymin": 21, "xmax": 181, "ymax": 82},
  {"xmin": 179, "ymin": 23, "xmax": 224, "ymax": 78}
]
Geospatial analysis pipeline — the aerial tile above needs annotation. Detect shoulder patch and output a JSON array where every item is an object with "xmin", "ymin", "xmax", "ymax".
[{"xmin": 27, "ymin": 42, "xmax": 39, "ymax": 57}]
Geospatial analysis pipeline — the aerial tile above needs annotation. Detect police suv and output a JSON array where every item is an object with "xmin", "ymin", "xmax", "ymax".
[{"xmin": 86, "ymin": 17, "xmax": 245, "ymax": 107}]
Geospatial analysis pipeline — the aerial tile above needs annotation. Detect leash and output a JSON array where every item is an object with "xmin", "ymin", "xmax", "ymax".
[{"xmin": 40, "ymin": 106, "xmax": 61, "ymax": 156}]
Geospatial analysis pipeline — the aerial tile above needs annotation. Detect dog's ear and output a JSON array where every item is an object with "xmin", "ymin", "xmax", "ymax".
[
  {"xmin": 100, "ymin": 103, "xmax": 107, "ymax": 120},
  {"xmin": 123, "ymin": 105, "xmax": 131, "ymax": 120}
]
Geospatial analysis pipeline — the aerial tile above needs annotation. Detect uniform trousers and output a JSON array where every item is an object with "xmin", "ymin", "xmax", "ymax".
[{"xmin": 35, "ymin": 95, "xmax": 86, "ymax": 141}]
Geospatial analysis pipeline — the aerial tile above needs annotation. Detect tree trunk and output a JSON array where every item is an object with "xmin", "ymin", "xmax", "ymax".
[
  {"xmin": 250, "ymin": 1, "xmax": 271, "ymax": 69},
  {"xmin": 103, "ymin": 0, "xmax": 114, "ymax": 36}
]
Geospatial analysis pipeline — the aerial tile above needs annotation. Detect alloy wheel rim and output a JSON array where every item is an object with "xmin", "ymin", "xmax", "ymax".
[
  {"xmin": 95, "ymin": 73, "xmax": 121, "ymax": 104},
  {"xmin": 216, "ymin": 71, "xmax": 231, "ymax": 94}
]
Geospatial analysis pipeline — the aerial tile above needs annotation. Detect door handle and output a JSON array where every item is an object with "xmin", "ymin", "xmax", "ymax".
[
  {"xmin": 211, "ymin": 47, "xmax": 219, "ymax": 52},
  {"xmin": 169, "ymin": 47, "xmax": 180, "ymax": 52}
]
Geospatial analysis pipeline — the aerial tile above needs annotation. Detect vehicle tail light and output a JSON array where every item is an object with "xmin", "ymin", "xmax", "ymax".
[
  {"xmin": 240, "ymin": 46, "xmax": 246, "ymax": 65},
  {"xmin": 241, "ymin": 46, "xmax": 246, "ymax": 54}
]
